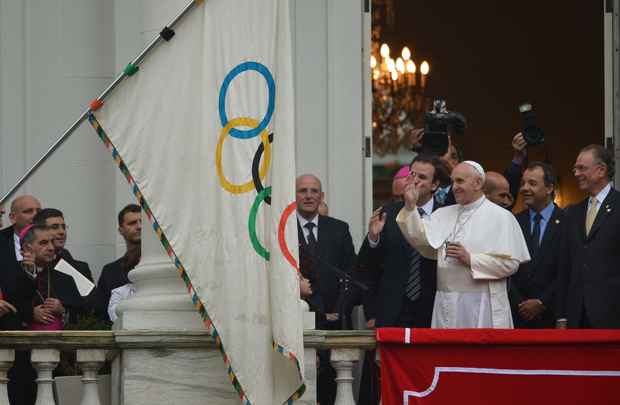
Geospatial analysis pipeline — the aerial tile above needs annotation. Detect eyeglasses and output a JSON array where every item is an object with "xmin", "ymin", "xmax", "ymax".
[{"xmin": 573, "ymin": 163, "xmax": 603, "ymax": 174}]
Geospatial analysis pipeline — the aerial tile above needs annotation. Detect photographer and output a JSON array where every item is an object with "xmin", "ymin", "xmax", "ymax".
[
  {"xmin": 504, "ymin": 132, "xmax": 528, "ymax": 202},
  {"xmin": 409, "ymin": 99, "xmax": 465, "ymax": 206}
]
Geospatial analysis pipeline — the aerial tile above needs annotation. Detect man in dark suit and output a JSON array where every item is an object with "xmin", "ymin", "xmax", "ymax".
[
  {"xmin": 558, "ymin": 144, "xmax": 620, "ymax": 329},
  {"xmin": 296, "ymin": 174, "xmax": 356, "ymax": 329},
  {"xmin": 0, "ymin": 195, "xmax": 42, "ymax": 304},
  {"xmin": 296, "ymin": 174, "xmax": 355, "ymax": 405},
  {"xmin": 32, "ymin": 208, "xmax": 93, "ymax": 324},
  {"xmin": 509, "ymin": 162, "xmax": 565, "ymax": 328},
  {"xmin": 32, "ymin": 209, "xmax": 93, "ymax": 281},
  {"xmin": 93, "ymin": 204, "xmax": 142, "ymax": 324},
  {"xmin": 356, "ymin": 154, "xmax": 443, "ymax": 328}
]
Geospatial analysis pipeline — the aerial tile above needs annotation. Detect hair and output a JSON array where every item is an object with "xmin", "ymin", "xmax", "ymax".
[
  {"xmin": 118, "ymin": 204, "xmax": 141, "ymax": 226},
  {"xmin": 580, "ymin": 144, "xmax": 615, "ymax": 180},
  {"xmin": 33, "ymin": 208, "xmax": 64, "ymax": 226},
  {"xmin": 21, "ymin": 224, "xmax": 49, "ymax": 246},
  {"xmin": 410, "ymin": 154, "xmax": 448, "ymax": 185},
  {"xmin": 482, "ymin": 177, "xmax": 497, "ymax": 195},
  {"xmin": 525, "ymin": 161, "xmax": 557, "ymax": 188}
]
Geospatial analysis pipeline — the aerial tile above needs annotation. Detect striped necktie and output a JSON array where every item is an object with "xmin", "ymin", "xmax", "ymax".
[{"xmin": 405, "ymin": 208, "xmax": 425, "ymax": 302}]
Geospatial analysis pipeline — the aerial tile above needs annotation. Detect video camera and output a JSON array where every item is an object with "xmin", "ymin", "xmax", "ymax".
[{"xmin": 422, "ymin": 98, "xmax": 467, "ymax": 156}]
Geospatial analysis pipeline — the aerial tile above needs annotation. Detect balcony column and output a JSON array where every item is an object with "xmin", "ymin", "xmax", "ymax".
[
  {"xmin": 331, "ymin": 349, "xmax": 361, "ymax": 405},
  {"xmin": 31, "ymin": 349, "xmax": 59, "ymax": 405},
  {"xmin": 113, "ymin": 212, "xmax": 237, "ymax": 405},
  {"xmin": 0, "ymin": 349, "xmax": 14, "ymax": 405},
  {"xmin": 77, "ymin": 349, "xmax": 106, "ymax": 405}
]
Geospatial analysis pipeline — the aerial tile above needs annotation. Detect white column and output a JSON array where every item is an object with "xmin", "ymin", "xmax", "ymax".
[
  {"xmin": 330, "ymin": 349, "xmax": 361, "ymax": 405},
  {"xmin": 77, "ymin": 349, "xmax": 106, "ymax": 405},
  {"xmin": 0, "ymin": 349, "xmax": 14, "ymax": 405},
  {"xmin": 298, "ymin": 303, "xmax": 317, "ymax": 405},
  {"xmin": 31, "ymin": 349, "xmax": 59, "ymax": 405},
  {"xmin": 114, "ymin": 218, "xmax": 237, "ymax": 405}
]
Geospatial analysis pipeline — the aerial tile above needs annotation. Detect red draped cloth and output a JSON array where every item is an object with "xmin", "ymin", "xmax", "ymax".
[{"xmin": 377, "ymin": 328, "xmax": 620, "ymax": 405}]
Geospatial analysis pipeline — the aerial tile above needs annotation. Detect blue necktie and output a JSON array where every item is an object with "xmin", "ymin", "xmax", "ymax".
[{"xmin": 531, "ymin": 213, "xmax": 542, "ymax": 256}]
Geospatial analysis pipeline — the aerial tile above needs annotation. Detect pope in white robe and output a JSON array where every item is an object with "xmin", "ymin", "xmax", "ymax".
[{"xmin": 397, "ymin": 160, "xmax": 530, "ymax": 328}]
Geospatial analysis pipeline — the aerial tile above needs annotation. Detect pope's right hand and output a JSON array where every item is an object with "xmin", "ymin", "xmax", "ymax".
[
  {"xmin": 403, "ymin": 181, "xmax": 419, "ymax": 211},
  {"xmin": 368, "ymin": 207, "xmax": 386, "ymax": 242}
]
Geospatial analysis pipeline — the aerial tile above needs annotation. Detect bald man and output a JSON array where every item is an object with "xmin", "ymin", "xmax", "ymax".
[
  {"xmin": 484, "ymin": 172, "xmax": 514, "ymax": 210},
  {"xmin": 0, "ymin": 196, "xmax": 42, "ymax": 292},
  {"xmin": 296, "ymin": 174, "xmax": 355, "ymax": 405},
  {"xmin": 0, "ymin": 195, "xmax": 41, "ymax": 405},
  {"xmin": 397, "ymin": 161, "xmax": 530, "ymax": 328}
]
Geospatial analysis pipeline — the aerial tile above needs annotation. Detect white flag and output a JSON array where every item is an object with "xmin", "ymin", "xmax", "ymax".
[{"xmin": 89, "ymin": 1, "xmax": 304, "ymax": 403}]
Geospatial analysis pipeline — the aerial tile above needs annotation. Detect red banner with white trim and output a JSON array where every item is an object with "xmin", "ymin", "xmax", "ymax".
[{"xmin": 377, "ymin": 328, "xmax": 620, "ymax": 405}]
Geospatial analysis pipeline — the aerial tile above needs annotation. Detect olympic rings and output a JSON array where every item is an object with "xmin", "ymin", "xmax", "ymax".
[
  {"xmin": 215, "ymin": 117, "xmax": 271, "ymax": 194},
  {"xmin": 248, "ymin": 187, "xmax": 272, "ymax": 260},
  {"xmin": 252, "ymin": 133, "xmax": 274, "ymax": 205},
  {"xmin": 218, "ymin": 61, "xmax": 275, "ymax": 139},
  {"xmin": 278, "ymin": 201, "xmax": 299, "ymax": 273}
]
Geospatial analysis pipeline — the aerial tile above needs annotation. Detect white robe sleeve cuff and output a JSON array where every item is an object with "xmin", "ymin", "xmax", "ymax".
[
  {"xmin": 470, "ymin": 253, "xmax": 520, "ymax": 280},
  {"xmin": 396, "ymin": 206, "xmax": 437, "ymax": 259}
]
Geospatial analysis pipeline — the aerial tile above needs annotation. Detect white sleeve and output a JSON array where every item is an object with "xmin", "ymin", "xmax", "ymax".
[
  {"xmin": 396, "ymin": 207, "xmax": 437, "ymax": 260},
  {"xmin": 470, "ymin": 253, "xmax": 520, "ymax": 280},
  {"xmin": 108, "ymin": 284, "xmax": 135, "ymax": 323},
  {"xmin": 367, "ymin": 234, "xmax": 380, "ymax": 248}
]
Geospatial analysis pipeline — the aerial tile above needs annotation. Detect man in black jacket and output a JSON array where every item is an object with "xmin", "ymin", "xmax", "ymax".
[
  {"xmin": 296, "ymin": 174, "xmax": 355, "ymax": 405},
  {"xmin": 558, "ymin": 144, "xmax": 620, "ymax": 328},
  {"xmin": 32, "ymin": 208, "xmax": 94, "ymax": 324},
  {"xmin": 509, "ymin": 162, "xmax": 565, "ymax": 328},
  {"xmin": 94, "ymin": 204, "xmax": 142, "ymax": 324},
  {"xmin": 0, "ymin": 195, "xmax": 42, "ymax": 299},
  {"xmin": 357, "ymin": 154, "xmax": 444, "ymax": 329},
  {"xmin": 32, "ymin": 209, "xmax": 93, "ymax": 281}
]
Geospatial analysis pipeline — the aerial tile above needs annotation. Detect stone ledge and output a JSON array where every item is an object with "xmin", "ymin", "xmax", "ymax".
[{"xmin": 0, "ymin": 330, "xmax": 377, "ymax": 350}]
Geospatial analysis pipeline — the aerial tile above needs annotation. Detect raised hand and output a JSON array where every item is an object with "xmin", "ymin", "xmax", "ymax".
[
  {"xmin": 403, "ymin": 181, "xmax": 419, "ymax": 211},
  {"xmin": 512, "ymin": 132, "xmax": 527, "ymax": 162},
  {"xmin": 368, "ymin": 207, "xmax": 387, "ymax": 243}
]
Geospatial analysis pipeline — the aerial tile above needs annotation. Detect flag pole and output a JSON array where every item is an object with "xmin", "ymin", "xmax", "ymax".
[{"xmin": 0, "ymin": 0, "xmax": 202, "ymax": 205}]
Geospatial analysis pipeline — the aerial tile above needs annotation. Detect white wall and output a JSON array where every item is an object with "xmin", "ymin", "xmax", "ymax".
[
  {"xmin": 0, "ymin": 0, "xmax": 118, "ymax": 281},
  {"xmin": 291, "ymin": 0, "xmax": 371, "ymax": 249},
  {"xmin": 0, "ymin": 0, "xmax": 371, "ymax": 279}
]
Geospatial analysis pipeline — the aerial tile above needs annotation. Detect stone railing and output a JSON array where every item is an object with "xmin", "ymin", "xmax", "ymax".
[{"xmin": 0, "ymin": 330, "xmax": 376, "ymax": 405}]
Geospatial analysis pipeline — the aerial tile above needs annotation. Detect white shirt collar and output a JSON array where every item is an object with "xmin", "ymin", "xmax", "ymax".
[
  {"xmin": 13, "ymin": 232, "xmax": 23, "ymax": 261},
  {"xmin": 593, "ymin": 182, "xmax": 612, "ymax": 205},
  {"xmin": 296, "ymin": 212, "xmax": 319, "ymax": 228},
  {"xmin": 418, "ymin": 198, "xmax": 434, "ymax": 217}
]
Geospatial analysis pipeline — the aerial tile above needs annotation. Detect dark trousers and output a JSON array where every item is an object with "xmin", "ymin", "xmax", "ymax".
[{"xmin": 8, "ymin": 350, "xmax": 37, "ymax": 405}]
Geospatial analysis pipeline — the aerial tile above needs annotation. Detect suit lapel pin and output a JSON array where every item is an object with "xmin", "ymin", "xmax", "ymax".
[
  {"xmin": 606, "ymin": 204, "xmax": 612, "ymax": 213},
  {"xmin": 555, "ymin": 219, "xmax": 560, "ymax": 224}
]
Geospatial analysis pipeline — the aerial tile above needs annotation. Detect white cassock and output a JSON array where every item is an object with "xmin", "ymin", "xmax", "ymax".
[{"xmin": 397, "ymin": 196, "xmax": 530, "ymax": 328}]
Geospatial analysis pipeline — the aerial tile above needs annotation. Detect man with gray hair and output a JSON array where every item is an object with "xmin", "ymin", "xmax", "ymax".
[{"xmin": 397, "ymin": 161, "xmax": 530, "ymax": 328}]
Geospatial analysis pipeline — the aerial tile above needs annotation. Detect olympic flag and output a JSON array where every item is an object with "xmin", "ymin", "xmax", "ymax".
[{"xmin": 88, "ymin": 1, "xmax": 304, "ymax": 404}]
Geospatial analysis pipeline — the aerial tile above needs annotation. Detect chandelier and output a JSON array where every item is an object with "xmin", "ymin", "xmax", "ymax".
[{"xmin": 371, "ymin": 42, "xmax": 432, "ymax": 157}]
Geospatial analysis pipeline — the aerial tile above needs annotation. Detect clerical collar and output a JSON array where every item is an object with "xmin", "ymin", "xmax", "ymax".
[{"xmin": 461, "ymin": 195, "xmax": 486, "ymax": 211}]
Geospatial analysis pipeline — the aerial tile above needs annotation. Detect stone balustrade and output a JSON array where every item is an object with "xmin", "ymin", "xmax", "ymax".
[{"xmin": 0, "ymin": 330, "xmax": 376, "ymax": 405}]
